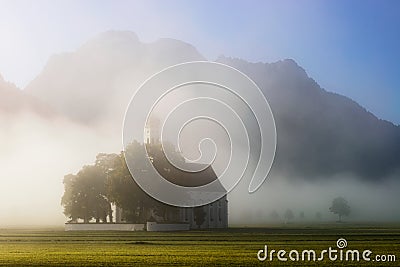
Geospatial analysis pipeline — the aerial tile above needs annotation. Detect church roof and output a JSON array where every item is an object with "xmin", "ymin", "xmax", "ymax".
[{"xmin": 154, "ymin": 161, "xmax": 227, "ymax": 193}]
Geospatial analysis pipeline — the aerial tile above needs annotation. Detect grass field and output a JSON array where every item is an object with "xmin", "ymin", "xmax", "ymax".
[{"xmin": 0, "ymin": 224, "xmax": 398, "ymax": 266}]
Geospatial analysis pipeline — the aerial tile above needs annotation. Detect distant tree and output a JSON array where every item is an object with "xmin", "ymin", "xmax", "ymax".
[
  {"xmin": 315, "ymin": 211, "xmax": 322, "ymax": 221},
  {"xmin": 329, "ymin": 197, "xmax": 350, "ymax": 222},
  {"xmin": 299, "ymin": 211, "xmax": 305, "ymax": 220},
  {"xmin": 284, "ymin": 209, "xmax": 294, "ymax": 223},
  {"xmin": 194, "ymin": 207, "xmax": 206, "ymax": 229}
]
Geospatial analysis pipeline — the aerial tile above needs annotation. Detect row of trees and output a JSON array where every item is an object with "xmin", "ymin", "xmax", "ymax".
[
  {"xmin": 267, "ymin": 197, "xmax": 350, "ymax": 223},
  {"xmin": 268, "ymin": 209, "xmax": 319, "ymax": 222},
  {"xmin": 61, "ymin": 142, "xmax": 182, "ymax": 223}
]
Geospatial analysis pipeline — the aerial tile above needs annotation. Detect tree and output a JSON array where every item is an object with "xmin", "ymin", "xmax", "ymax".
[
  {"xmin": 61, "ymin": 174, "xmax": 81, "ymax": 222},
  {"xmin": 61, "ymin": 165, "xmax": 111, "ymax": 223},
  {"xmin": 105, "ymin": 150, "xmax": 155, "ymax": 223},
  {"xmin": 104, "ymin": 142, "xmax": 183, "ymax": 223},
  {"xmin": 299, "ymin": 211, "xmax": 305, "ymax": 220},
  {"xmin": 194, "ymin": 207, "xmax": 206, "ymax": 229},
  {"xmin": 61, "ymin": 141, "xmax": 187, "ymax": 224},
  {"xmin": 284, "ymin": 209, "xmax": 294, "ymax": 223},
  {"xmin": 329, "ymin": 197, "xmax": 350, "ymax": 222}
]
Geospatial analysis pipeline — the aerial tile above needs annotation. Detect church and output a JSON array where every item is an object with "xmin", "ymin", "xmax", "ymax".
[
  {"xmin": 66, "ymin": 118, "xmax": 228, "ymax": 231},
  {"xmin": 114, "ymin": 163, "xmax": 228, "ymax": 229},
  {"xmin": 115, "ymin": 118, "xmax": 229, "ymax": 230}
]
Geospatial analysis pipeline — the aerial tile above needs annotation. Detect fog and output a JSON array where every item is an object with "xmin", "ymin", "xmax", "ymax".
[
  {"xmin": 0, "ymin": 112, "xmax": 120, "ymax": 226},
  {"xmin": 1, "ymin": 109, "xmax": 399, "ymax": 226},
  {"xmin": 0, "ymin": 31, "xmax": 399, "ymax": 226},
  {"xmin": 228, "ymin": 171, "xmax": 400, "ymax": 224}
]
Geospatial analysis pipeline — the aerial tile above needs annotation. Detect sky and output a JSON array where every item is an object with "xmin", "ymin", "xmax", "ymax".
[{"xmin": 0, "ymin": 0, "xmax": 399, "ymax": 125}]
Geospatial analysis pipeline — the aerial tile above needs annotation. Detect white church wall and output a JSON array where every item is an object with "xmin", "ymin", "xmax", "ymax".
[
  {"xmin": 147, "ymin": 222, "xmax": 190, "ymax": 231},
  {"xmin": 65, "ymin": 223, "xmax": 145, "ymax": 231}
]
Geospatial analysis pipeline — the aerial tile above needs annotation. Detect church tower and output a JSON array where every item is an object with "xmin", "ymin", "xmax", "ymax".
[{"xmin": 145, "ymin": 116, "xmax": 160, "ymax": 144}]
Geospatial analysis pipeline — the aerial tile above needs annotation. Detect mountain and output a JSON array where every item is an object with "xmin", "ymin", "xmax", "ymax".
[
  {"xmin": 26, "ymin": 31, "xmax": 204, "ymax": 125},
  {"xmin": 216, "ymin": 57, "xmax": 400, "ymax": 181},
  {"xmin": 25, "ymin": 31, "xmax": 400, "ymax": 181},
  {"xmin": 0, "ymin": 74, "xmax": 53, "ymax": 117}
]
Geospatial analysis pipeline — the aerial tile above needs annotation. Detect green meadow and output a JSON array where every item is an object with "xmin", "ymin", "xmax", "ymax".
[{"xmin": 0, "ymin": 224, "xmax": 398, "ymax": 266}]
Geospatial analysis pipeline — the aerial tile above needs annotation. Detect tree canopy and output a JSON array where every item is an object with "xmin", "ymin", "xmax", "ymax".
[
  {"xmin": 284, "ymin": 209, "xmax": 294, "ymax": 223},
  {"xmin": 61, "ymin": 165, "xmax": 111, "ymax": 223},
  {"xmin": 329, "ymin": 196, "xmax": 350, "ymax": 222},
  {"xmin": 61, "ymin": 142, "xmax": 184, "ymax": 223}
]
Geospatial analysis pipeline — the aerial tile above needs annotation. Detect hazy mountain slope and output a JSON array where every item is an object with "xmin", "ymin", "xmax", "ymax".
[
  {"xmin": 25, "ymin": 31, "xmax": 400, "ymax": 181},
  {"xmin": 217, "ymin": 57, "xmax": 400, "ymax": 181},
  {"xmin": 26, "ymin": 31, "xmax": 205, "ymax": 125},
  {"xmin": 0, "ymin": 74, "xmax": 53, "ymax": 117}
]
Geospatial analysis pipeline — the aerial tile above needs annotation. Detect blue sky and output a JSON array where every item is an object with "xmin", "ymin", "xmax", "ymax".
[{"xmin": 0, "ymin": 0, "xmax": 399, "ymax": 124}]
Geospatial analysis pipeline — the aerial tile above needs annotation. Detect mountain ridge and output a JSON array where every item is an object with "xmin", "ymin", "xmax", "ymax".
[
  {"xmin": 0, "ymin": 74, "xmax": 54, "ymax": 118},
  {"xmin": 216, "ymin": 56, "xmax": 400, "ymax": 180},
  {"xmin": 11, "ymin": 30, "xmax": 400, "ymax": 181}
]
